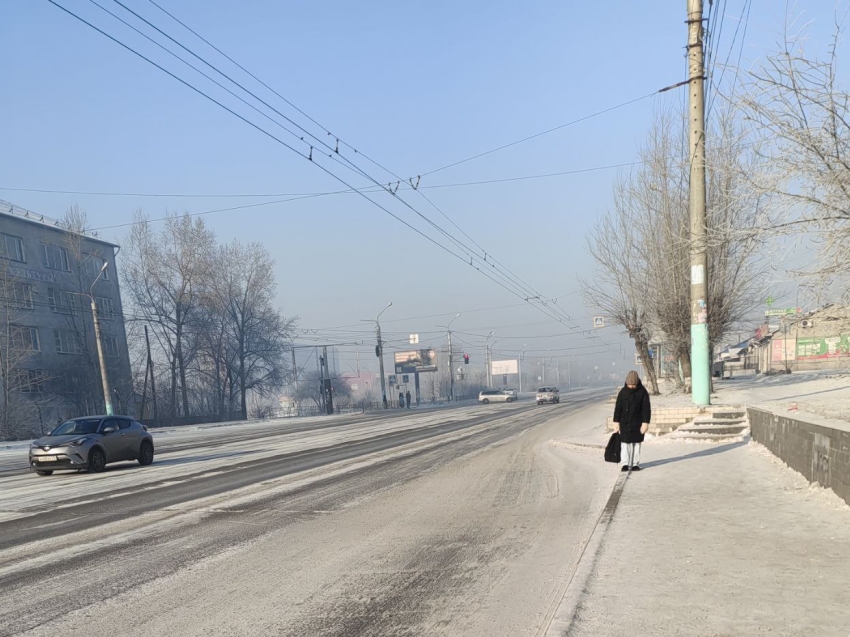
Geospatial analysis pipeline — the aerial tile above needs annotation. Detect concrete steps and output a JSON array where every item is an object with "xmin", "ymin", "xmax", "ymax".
[{"xmin": 664, "ymin": 408, "xmax": 749, "ymax": 443}]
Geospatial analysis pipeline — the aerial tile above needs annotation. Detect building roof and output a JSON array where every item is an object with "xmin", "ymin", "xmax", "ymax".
[{"xmin": 0, "ymin": 200, "xmax": 118, "ymax": 248}]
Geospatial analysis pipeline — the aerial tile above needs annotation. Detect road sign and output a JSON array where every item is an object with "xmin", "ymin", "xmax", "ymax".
[
  {"xmin": 592, "ymin": 316, "xmax": 605, "ymax": 328},
  {"xmin": 635, "ymin": 353, "xmax": 643, "ymax": 366},
  {"xmin": 409, "ymin": 333, "xmax": 419, "ymax": 344},
  {"xmin": 765, "ymin": 308, "xmax": 798, "ymax": 317}
]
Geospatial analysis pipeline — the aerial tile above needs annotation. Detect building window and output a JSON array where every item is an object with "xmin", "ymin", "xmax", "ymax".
[
  {"xmin": 54, "ymin": 329, "xmax": 84, "ymax": 355},
  {"xmin": 10, "ymin": 326, "xmax": 40, "ymax": 352},
  {"xmin": 84, "ymin": 254, "xmax": 110, "ymax": 281},
  {"xmin": 10, "ymin": 283, "xmax": 34, "ymax": 309},
  {"xmin": 104, "ymin": 336, "xmax": 120, "ymax": 356},
  {"xmin": 96, "ymin": 297, "xmax": 115, "ymax": 319},
  {"xmin": 42, "ymin": 243, "xmax": 70, "ymax": 271},
  {"xmin": 1, "ymin": 234, "xmax": 26, "ymax": 262},
  {"xmin": 47, "ymin": 288, "xmax": 77, "ymax": 314},
  {"xmin": 17, "ymin": 369, "xmax": 44, "ymax": 393}
]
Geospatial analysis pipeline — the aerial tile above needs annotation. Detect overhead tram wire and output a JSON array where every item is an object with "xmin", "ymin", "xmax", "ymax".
[
  {"xmin": 99, "ymin": 1, "xmax": 572, "ymax": 320},
  {"xmin": 708, "ymin": 0, "xmax": 752, "ymax": 117},
  {"xmin": 46, "ymin": 1, "xmax": 567, "ymax": 322},
  {"xmin": 48, "ymin": 0, "xmax": 592, "ymax": 336},
  {"xmin": 142, "ymin": 0, "xmax": 605, "ymax": 318},
  {"xmin": 91, "ymin": 0, "xmax": 375, "ymax": 186},
  {"xmin": 112, "ymin": 1, "xmax": 651, "ymax": 333},
  {"xmin": 48, "ymin": 2, "xmax": 623, "ymax": 334}
]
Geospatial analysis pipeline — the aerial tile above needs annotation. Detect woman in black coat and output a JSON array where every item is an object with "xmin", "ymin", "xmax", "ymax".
[{"xmin": 613, "ymin": 370, "xmax": 651, "ymax": 471}]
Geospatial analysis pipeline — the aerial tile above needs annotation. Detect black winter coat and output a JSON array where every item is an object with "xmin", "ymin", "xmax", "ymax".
[{"xmin": 613, "ymin": 382, "xmax": 651, "ymax": 443}]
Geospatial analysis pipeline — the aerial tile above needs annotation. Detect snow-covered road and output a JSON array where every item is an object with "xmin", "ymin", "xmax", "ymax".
[{"xmin": 0, "ymin": 388, "xmax": 616, "ymax": 636}]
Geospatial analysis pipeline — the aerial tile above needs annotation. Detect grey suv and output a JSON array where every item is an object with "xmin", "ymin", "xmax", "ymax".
[{"xmin": 29, "ymin": 416, "xmax": 154, "ymax": 476}]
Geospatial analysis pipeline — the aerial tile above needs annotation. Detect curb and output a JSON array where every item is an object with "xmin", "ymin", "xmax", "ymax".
[{"xmin": 543, "ymin": 471, "xmax": 628, "ymax": 636}]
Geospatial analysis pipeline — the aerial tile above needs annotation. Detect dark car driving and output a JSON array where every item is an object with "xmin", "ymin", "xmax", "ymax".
[{"xmin": 29, "ymin": 415, "xmax": 154, "ymax": 476}]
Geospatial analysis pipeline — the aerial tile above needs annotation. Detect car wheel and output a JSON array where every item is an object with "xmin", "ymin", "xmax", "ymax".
[
  {"xmin": 88, "ymin": 447, "xmax": 106, "ymax": 473},
  {"xmin": 138, "ymin": 441, "xmax": 154, "ymax": 466},
  {"xmin": 482, "ymin": 398, "xmax": 490, "ymax": 404},
  {"xmin": 36, "ymin": 470, "xmax": 53, "ymax": 476}
]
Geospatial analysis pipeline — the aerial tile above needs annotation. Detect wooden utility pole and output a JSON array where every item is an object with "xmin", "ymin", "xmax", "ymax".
[{"xmin": 688, "ymin": 0, "xmax": 711, "ymax": 405}]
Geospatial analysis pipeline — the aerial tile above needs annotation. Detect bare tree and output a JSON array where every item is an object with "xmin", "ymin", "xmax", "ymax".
[
  {"xmin": 210, "ymin": 241, "xmax": 294, "ymax": 420},
  {"xmin": 580, "ymin": 190, "xmax": 660, "ymax": 395},
  {"xmin": 123, "ymin": 213, "xmax": 216, "ymax": 420},
  {"xmin": 621, "ymin": 107, "xmax": 769, "ymax": 389},
  {"xmin": 0, "ymin": 260, "xmax": 44, "ymax": 438},
  {"xmin": 740, "ymin": 22, "xmax": 850, "ymax": 293}
]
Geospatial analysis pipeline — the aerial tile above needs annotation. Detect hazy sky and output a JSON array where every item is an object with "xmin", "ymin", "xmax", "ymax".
[{"xmin": 1, "ymin": 1, "xmax": 843, "ymax": 377}]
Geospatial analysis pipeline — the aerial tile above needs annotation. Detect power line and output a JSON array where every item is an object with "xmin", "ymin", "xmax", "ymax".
[
  {"xmin": 99, "ymin": 0, "xmax": 535, "ymax": 307},
  {"xmin": 0, "ymin": 160, "xmax": 640, "ymax": 200},
  {"xmin": 66, "ymin": 1, "xmax": 628, "ymax": 334},
  {"xmin": 45, "ymin": 1, "xmax": 598, "ymax": 332},
  {"xmin": 419, "ymin": 92, "xmax": 660, "ymax": 178}
]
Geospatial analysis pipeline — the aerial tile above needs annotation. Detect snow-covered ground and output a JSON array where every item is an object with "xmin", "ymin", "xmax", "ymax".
[{"xmin": 653, "ymin": 369, "xmax": 850, "ymax": 425}]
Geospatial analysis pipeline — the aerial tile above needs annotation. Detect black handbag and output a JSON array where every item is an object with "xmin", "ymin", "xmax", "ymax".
[{"xmin": 604, "ymin": 432, "xmax": 621, "ymax": 463}]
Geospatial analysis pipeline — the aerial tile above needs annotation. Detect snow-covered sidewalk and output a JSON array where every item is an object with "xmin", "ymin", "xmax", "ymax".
[{"xmin": 567, "ymin": 438, "xmax": 850, "ymax": 636}]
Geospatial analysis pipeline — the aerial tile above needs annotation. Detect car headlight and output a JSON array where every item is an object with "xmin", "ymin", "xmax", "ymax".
[{"xmin": 68, "ymin": 437, "xmax": 90, "ymax": 446}]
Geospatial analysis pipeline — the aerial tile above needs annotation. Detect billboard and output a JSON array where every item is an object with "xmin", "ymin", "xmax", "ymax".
[
  {"xmin": 394, "ymin": 349, "xmax": 437, "ymax": 374},
  {"xmin": 491, "ymin": 359, "xmax": 518, "ymax": 375},
  {"xmin": 796, "ymin": 336, "xmax": 850, "ymax": 360}
]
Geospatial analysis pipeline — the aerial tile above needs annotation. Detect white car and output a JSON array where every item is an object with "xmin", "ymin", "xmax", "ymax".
[
  {"xmin": 536, "ymin": 387, "xmax": 560, "ymax": 405},
  {"xmin": 478, "ymin": 389, "xmax": 515, "ymax": 404}
]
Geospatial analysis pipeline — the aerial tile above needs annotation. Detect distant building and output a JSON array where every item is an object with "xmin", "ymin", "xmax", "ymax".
[
  {"xmin": 0, "ymin": 202, "xmax": 133, "ymax": 437},
  {"xmin": 753, "ymin": 304, "xmax": 850, "ymax": 374}
]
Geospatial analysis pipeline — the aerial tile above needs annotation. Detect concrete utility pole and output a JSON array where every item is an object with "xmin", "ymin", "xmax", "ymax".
[
  {"xmin": 322, "ymin": 345, "xmax": 334, "ymax": 415},
  {"xmin": 688, "ymin": 0, "xmax": 711, "ymax": 405},
  {"xmin": 368, "ymin": 302, "xmax": 392, "ymax": 409},
  {"xmin": 291, "ymin": 347, "xmax": 298, "ymax": 395},
  {"xmin": 518, "ymin": 344, "xmax": 527, "ymax": 394},
  {"xmin": 485, "ymin": 345, "xmax": 490, "ymax": 388},
  {"xmin": 144, "ymin": 324, "xmax": 157, "ymax": 422},
  {"xmin": 72, "ymin": 261, "xmax": 112, "ymax": 415},
  {"xmin": 444, "ymin": 313, "xmax": 461, "ymax": 401}
]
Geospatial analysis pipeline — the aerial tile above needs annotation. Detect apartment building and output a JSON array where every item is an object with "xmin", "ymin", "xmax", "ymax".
[{"xmin": 1, "ymin": 202, "xmax": 133, "ymax": 437}]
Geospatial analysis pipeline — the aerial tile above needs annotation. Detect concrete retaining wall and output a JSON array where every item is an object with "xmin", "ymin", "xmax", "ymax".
[{"xmin": 748, "ymin": 408, "xmax": 850, "ymax": 506}]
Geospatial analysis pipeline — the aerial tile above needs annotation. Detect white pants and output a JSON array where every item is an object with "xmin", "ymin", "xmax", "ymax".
[{"xmin": 621, "ymin": 442, "xmax": 641, "ymax": 467}]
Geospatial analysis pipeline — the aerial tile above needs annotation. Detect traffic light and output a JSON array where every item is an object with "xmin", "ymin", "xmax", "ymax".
[{"xmin": 464, "ymin": 353, "xmax": 470, "ymax": 365}]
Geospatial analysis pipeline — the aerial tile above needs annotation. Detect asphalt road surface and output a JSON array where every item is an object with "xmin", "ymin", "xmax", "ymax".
[{"xmin": 0, "ymin": 388, "xmax": 617, "ymax": 637}]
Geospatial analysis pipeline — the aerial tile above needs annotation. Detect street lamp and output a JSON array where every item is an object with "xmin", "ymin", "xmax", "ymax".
[
  {"xmin": 362, "ymin": 302, "xmax": 392, "ymax": 409},
  {"xmin": 71, "ymin": 261, "xmax": 113, "ymax": 415}
]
